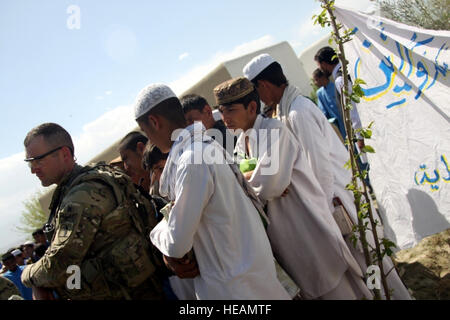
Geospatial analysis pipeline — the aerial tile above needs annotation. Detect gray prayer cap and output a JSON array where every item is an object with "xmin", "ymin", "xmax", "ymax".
[{"xmin": 134, "ymin": 83, "xmax": 177, "ymax": 120}]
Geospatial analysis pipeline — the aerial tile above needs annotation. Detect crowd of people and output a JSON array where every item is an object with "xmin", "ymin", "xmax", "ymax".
[
  {"xmin": 1, "ymin": 47, "xmax": 413, "ymax": 300},
  {"xmin": 0, "ymin": 228, "xmax": 49, "ymax": 299}
]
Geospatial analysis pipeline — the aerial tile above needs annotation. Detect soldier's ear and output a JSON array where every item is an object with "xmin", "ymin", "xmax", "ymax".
[{"xmin": 62, "ymin": 146, "xmax": 74, "ymax": 162}]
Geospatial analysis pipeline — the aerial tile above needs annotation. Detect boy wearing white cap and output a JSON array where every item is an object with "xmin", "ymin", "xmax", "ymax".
[
  {"xmin": 134, "ymin": 83, "xmax": 290, "ymax": 300},
  {"xmin": 243, "ymin": 54, "xmax": 411, "ymax": 300},
  {"xmin": 243, "ymin": 53, "xmax": 352, "ymax": 216}
]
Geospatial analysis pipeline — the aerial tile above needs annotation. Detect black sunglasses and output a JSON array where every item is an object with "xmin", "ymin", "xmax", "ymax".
[{"xmin": 24, "ymin": 146, "xmax": 66, "ymax": 167}]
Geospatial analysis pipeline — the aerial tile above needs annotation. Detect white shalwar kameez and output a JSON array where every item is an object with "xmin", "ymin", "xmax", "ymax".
[
  {"xmin": 278, "ymin": 85, "xmax": 411, "ymax": 300},
  {"xmin": 235, "ymin": 115, "xmax": 371, "ymax": 299},
  {"xmin": 150, "ymin": 123, "xmax": 290, "ymax": 300}
]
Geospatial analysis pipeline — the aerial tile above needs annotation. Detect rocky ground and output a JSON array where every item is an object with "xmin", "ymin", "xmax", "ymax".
[{"xmin": 392, "ymin": 228, "xmax": 450, "ymax": 300}]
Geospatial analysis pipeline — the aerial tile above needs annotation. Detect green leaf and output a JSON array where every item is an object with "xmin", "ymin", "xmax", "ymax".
[
  {"xmin": 362, "ymin": 145, "xmax": 375, "ymax": 153},
  {"xmin": 360, "ymin": 129, "xmax": 372, "ymax": 139},
  {"xmin": 350, "ymin": 93, "xmax": 361, "ymax": 103},
  {"xmin": 344, "ymin": 159, "xmax": 352, "ymax": 170},
  {"xmin": 352, "ymin": 84, "xmax": 365, "ymax": 97},
  {"xmin": 354, "ymin": 78, "xmax": 367, "ymax": 86}
]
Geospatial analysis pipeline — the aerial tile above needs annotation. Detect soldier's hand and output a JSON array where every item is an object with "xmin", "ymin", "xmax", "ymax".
[
  {"xmin": 32, "ymin": 286, "xmax": 56, "ymax": 300},
  {"xmin": 163, "ymin": 254, "xmax": 200, "ymax": 279}
]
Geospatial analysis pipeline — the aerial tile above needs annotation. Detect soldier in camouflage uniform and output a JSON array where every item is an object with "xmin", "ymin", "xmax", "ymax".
[
  {"xmin": 21, "ymin": 123, "xmax": 165, "ymax": 300},
  {"xmin": 0, "ymin": 276, "xmax": 22, "ymax": 300}
]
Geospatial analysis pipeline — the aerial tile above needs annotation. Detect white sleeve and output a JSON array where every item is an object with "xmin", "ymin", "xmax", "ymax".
[
  {"xmin": 289, "ymin": 99, "xmax": 335, "ymax": 208},
  {"xmin": 248, "ymin": 125, "xmax": 297, "ymax": 201},
  {"xmin": 150, "ymin": 157, "xmax": 214, "ymax": 258}
]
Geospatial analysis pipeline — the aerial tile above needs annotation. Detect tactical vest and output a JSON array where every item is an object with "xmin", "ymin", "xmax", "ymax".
[{"xmin": 53, "ymin": 163, "xmax": 165, "ymax": 300}]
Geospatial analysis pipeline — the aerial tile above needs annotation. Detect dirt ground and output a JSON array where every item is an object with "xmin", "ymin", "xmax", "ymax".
[{"xmin": 392, "ymin": 228, "xmax": 450, "ymax": 300}]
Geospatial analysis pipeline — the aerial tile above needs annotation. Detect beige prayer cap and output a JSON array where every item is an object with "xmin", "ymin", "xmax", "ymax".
[
  {"xmin": 214, "ymin": 77, "xmax": 255, "ymax": 106},
  {"xmin": 134, "ymin": 84, "xmax": 177, "ymax": 120},
  {"xmin": 243, "ymin": 53, "xmax": 276, "ymax": 81}
]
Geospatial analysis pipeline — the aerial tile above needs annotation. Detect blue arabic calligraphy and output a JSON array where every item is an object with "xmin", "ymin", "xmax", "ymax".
[
  {"xmin": 353, "ymin": 25, "xmax": 448, "ymax": 110},
  {"xmin": 414, "ymin": 155, "xmax": 450, "ymax": 191}
]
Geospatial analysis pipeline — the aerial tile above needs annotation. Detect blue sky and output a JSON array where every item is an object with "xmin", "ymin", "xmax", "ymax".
[
  {"xmin": 1, "ymin": 0, "xmax": 371, "ymax": 250},
  {"xmin": 0, "ymin": 0, "xmax": 328, "ymax": 158}
]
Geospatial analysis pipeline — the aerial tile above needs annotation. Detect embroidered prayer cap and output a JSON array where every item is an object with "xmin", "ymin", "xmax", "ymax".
[
  {"xmin": 134, "ymin": 84, "xmax": 177, "ymax": 120},
  {"xmin": 243, "ymin": 53, "xmax": 276, "ymax": 81},
  {"xmin": 214, "ymin": 77, "xmax": 255, "ymax": 106}
]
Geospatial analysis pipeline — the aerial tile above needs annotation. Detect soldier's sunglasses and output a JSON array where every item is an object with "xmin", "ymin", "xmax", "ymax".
[{"xmin": 24, "ymin": 146, "xmax": 65, "ymax": 168}]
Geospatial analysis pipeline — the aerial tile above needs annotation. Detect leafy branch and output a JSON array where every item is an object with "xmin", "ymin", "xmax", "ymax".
[{"xmin": 314, "ymin": 0, "xmax": 396, "ymax": 300}]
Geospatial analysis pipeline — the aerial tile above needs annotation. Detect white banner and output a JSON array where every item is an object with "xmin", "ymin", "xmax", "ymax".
[{"xmin": 334, "ymin": 6, "xmax": 450, "ymax": 249}]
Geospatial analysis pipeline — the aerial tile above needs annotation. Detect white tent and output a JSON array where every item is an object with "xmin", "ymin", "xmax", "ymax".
[{"xmin": 39, "ymin": 41, "xmax": 313, "ymax": 213}]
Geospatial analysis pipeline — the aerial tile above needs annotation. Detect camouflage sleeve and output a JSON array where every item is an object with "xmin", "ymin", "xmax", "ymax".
[
  {"xmin": 21, "ymin": 181, "xmax": 116, "ymax": 289},
  {"xmin": 0, "ymin": 276, "xmax": 20, "ymax": 300}
]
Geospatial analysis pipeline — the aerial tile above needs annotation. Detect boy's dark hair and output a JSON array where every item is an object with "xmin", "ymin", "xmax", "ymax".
[
  {"xmin": 136, "ymin": 97, "xmax": 186, "ymax": 128},
  {"xmin": 1, "ymin": 253, "xmax": 14, "ymax": 262},
  {"xmin": 222, "ymin": 89, "xmax": 261, "ymax": 115},
  {"xmin": 32, "ymin": 228, "xmax": 44, "ymax": 237},
  {"xmin": 180, "ymin": 94, "xmax": 209, "ymax": 114},
  {"xmin": 119, "ymin": 131, "xmax": 148, "ymax": 153},
  {"xmin": 314, "ymin": 46, "xmax": 339, "ymax": 65},
  {"xmin": 313, "ymin": 68, "xmax": 326, "ymax": 79},
  {"xmin": 24, "ymin": 123, "xmax": 74, "ymax": 156},
  {"xmin": 251, "ymin": 61, "xmax": 288, "ymax": 88},
  {"xmin": 142, "ymin": 144, "xmax": 168, "ymax": 171}
]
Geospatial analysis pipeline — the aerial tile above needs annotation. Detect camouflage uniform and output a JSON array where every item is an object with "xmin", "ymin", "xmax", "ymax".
[
  {"xmin": 21, "ymin": 164, "xmax": 165, "ymax": 300},
  {"xmin": 0, "ymin": 276, "xmax": 22, "ymax": 300}
]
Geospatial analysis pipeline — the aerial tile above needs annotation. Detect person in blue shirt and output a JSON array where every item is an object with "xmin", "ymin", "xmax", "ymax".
[
  {"xmin": 1, "ymin": 253, "xmax": 33, "ymax": 300},
  {"xmin": 313, "ymin": 68, "xmax": 346, "ymax": 140}
]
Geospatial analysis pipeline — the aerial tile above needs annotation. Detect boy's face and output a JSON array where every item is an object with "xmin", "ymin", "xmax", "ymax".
[
  {"xmin": 33, "ymin": 233, "xmax": 46, "ymax": 244},
  {"xmin": 3, "ymin": 258, "xmax": 17, "ymax": 271},
  {"xmin": 184, "ymin": 106, "xmax": 211, "ymax": 127},
  {"xmin": 219, "ymin": 103, "xmax": 255, "ymax": 132},
  {"xmin": 138, "ymin": 116, "xmax": 172, "ymax": 154},
  {"xmin": 150, "ymin": 159, "xmax": 166, "ymax": 186},
  {"xmin": 313, "ymin": 75, "xmax": 327, "ymax": 88},
  {"xmin": 120, "ymin": 147, "xmax": 146, "ymax": 186},
  {"xmin": 24, "ymin": 245, "xmax": 34, "ymax": 258}
]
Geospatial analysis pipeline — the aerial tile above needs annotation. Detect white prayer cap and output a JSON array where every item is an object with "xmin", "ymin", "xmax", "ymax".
[
  {"xmin": 134, "ymin": 84, "xmax": 177, "ymax": 120},
  {"xmin": 243, "ymin": 53, "xmax": 276, "ymax": 81},
  {"xmin": 23, "ymin": 240, "xmax": 34, "ymax": 246},
  {"xmin": 11, "ymin": 249, "xmax": 22, "ymax": 257}
]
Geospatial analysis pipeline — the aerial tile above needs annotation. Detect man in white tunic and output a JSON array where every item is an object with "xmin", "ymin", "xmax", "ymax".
[
  {"xmin": 214, "ymin": 77, "xmax": 372, "ymax": 300},
  {"xmin": 133, "ymin": 83, "xmax": 290, "ymax": 300},
  {"xmin": 244, "ymin": 55, "xmax": 411, "ymax": 299}
]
